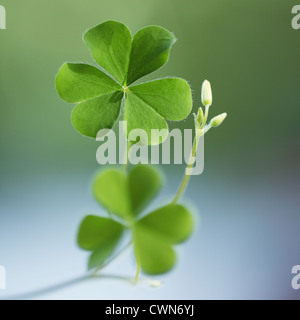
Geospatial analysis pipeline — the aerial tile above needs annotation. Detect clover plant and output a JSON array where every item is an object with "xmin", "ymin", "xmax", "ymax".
[
  {"xmin": 1, "ymin": 20, "xmax": 228, "ymax": 300},
  {"xmin": 55, "ymin": 21, "xmax": 192, "ymax": 144},
  {"xmin": 55, "ymin": 21, "xmax": 227, "ymax": 285}
]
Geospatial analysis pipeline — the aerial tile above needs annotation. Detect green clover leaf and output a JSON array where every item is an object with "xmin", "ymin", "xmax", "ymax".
[
  {"xmin": 77, "ymin": 165, "xmax": 193, "ymax": 274},
  {"xmin": 56, "ymin": 21, "xmax": 192, "ymax": 144},
  {"xmin": 77, "ymin": 215, "xmax": 124, "ymax": 270}
]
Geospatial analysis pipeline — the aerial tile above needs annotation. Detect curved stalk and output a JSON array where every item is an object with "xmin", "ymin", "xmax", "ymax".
[
  {"xmin": 1, "ymin": 273, "xmax": 161, "ymax": 300},
  {"xmin": 172, "ymin": 105, "xmax": 210, "ymax": 204},
  {"xmin": 134, "ymin": 255, "xmax": 142, "ymax": 283},
  {"xmin": 171, "ymin": 131, "xmax": 200, "ymax": 203}
]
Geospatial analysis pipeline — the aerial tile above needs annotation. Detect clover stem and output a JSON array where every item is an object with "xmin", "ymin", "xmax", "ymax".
[
  {"xmin": 123, "ymin": 140, "xmax": 131, "ymax": 174},
  {"xmin": 171, "ymin": 104, "xmax": 211, "ymax": 203},
  {"xmin": 134, "ymin": 255, "xmax": 142, "ymax": 283},
  {"xmin": 200, "ymin": 105, "xmax": 210, "ymax": 129},
  {"xmin": 2, "ymin": 273, "xmax": 160, "ymax": 300},
  {"xmin": 171, "ymin": 131, "xmax": 200, "ymax": 203}
]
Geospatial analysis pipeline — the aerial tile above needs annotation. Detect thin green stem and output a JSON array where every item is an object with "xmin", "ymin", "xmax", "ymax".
[
  {"xmin": 171, "ymin": 104, "xmax": 210, "ymax": 204},
  {"xmin": 200, "ymin": 105, "xmax": 210, "ymax": 129},
  {"xmin": 171, "ymin": 131, "xmax": 200, "ymax": 203},
  {"xmin": 1, "ymin": 241, "xmax": 162, "ymax": 299},
  {"xmin": 1, "ymin": 274, "xmax": 90, "ymax": 300},
  {"xmin": 123, "ymin": 140, "xmax": 131, "ymax": 174},
  {"xmin": 2, "ymin": 273, "xmax": 157, "ymax": 300},
  {"xmin": 134, "ymin": 254, "xmax": 142, "ymax": 283}
]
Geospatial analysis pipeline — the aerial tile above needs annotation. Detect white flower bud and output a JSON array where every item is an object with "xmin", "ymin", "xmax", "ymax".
[
  {"xmin": 210, "ymin": 113, "xmax": 227, "ymax": 127},
  {"xmin": 201, "ymin": 80, "xmax": 212, "ymax": 106}
]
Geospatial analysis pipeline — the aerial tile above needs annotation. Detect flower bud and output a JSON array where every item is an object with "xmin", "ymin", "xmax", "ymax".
[
  {"xmin": 210, "ymin": 113, "xmax": 227, "ymax": 127},
  {"xmin": 201, "ymin": 80, "xmax": 212, "ymax": 106},
  {"xmin": 196, "ymin": 107, "xmax": 204, "ymax": 124}
]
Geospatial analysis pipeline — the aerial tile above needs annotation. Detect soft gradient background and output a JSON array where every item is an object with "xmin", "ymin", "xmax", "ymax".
[{"xmin": 0, "ymin": 0, "xmax": 299, "ymax": 300}]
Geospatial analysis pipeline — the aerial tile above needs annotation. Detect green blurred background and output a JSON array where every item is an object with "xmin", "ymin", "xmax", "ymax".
[{"xmin": 0, "ymin": 0, "xmax": 299, "ymax": 299}]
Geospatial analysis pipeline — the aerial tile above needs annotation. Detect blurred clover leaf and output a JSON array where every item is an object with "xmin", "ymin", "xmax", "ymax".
[
  {"xmin": 55, "ymin": 20, "xmax": 192, "ymax": 144},
  {"xmin": 77, "ymin": 165, "xmax": 193, "ymax": 274}
]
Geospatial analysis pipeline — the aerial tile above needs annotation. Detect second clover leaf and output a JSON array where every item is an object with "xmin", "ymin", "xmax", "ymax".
[
  {"xmin": 55, "ymin": 20, "xmax": 192, "ymax": 144},
  {"xmin": 77, "ymin": 165, "xmax": 193, "ymax": 275}
]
